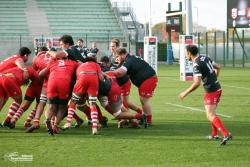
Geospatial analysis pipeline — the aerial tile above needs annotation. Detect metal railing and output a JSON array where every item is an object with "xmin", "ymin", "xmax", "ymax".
[{"xmin": 197, "ymin": 29, "xmax": 250, "ymax": 67}]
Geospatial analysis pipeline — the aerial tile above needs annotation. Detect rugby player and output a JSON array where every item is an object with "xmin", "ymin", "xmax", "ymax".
[
  {"xmin": 179, "ymin": 45, "xmax": 232, "ymax": 145},
  {"xmin": 111, "ymin": 48, "xmax": 158, "ymax": 128}
]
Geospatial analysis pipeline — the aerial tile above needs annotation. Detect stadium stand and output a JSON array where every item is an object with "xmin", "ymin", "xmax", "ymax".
[
  {"xmin": 0, "ymin": 0, "xmax": 126, "ymax": 59},
  {"xmin": 0, "ymin": 0, "xmax": 29, "ymax": 36},
  {"xmin": 36, "ymin": 0, "xmax": 125, "ymax": 43}
]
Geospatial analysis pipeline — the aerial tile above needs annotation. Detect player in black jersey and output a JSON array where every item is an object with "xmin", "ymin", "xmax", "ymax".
[
  {"xmin": 46, "ymin": 35, "xmax": 86, "ymax": 63},
  {"xmin": 75, "ymin": 38, "xmax": 89, "ymax": 58},
  {"xmin": 100, "ymin": 56, "xmax": 143, "ymax": 112},
  {"xmin": 99, "ymin": 56, "xmax": 143, "ymax": 127},
  {"xmin": 112, "ymin": 48, "xmax": 158, "ymax": 128},
  {"xmin": 109, "ymin": 38, "xmax": 120, "ymax": 65},
  {"xmin": 179, "ymin": 45, "xmax": 232, "ymax": 145},
  {"xmin": 109, "ymin": 40, "xmax": 144, "ymax": 117}
]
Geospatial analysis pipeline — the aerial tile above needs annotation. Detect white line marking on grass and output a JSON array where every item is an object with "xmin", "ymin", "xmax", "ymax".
[
  {"xmin": 223, "ymin": 84, "xmax": 250, "ymax": 91},
  {"xmin": 161, "ymin": 76, "xmax": 250, "ymax": 91},
  {"xmin": 166, "ymin": 102, "xmax": 232, "ymax": 118}
]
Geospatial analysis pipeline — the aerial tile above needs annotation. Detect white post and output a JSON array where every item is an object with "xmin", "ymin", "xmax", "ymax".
[{"xmin": 186, "ymin": 0, "xmax": 193, "ymax": 35}]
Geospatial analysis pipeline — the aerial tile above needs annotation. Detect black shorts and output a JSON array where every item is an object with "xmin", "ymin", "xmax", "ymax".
[
  {"xmin": 24, "ymin": 95, "xmax": 40, "ymax": 103},
  {"xmin": 48, "ymin": 97, "xmax": 69, "ymax": 105}
]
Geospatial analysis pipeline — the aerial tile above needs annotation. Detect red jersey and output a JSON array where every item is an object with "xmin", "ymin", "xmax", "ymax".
[
  {"xmin": 33, "ymin": 51, "xmax": 52, "ymax": 86},
  {"xmin": 76, "ymin": 61, "xmax": 102, "ymax": 78},
  {"xmin": 1, "ymin": 66, "xmax": 38, "ymax": 86},
  {"xmin": 33, "ymin": 51, "xmax": 51, "ymax": 72},
  {"xmin": 47, "ymin": 59, "xmax": 78, "ymax": 81},
  {"xmin": 0, "ymin": 54, "xmax": 20, "ymax": 72}
]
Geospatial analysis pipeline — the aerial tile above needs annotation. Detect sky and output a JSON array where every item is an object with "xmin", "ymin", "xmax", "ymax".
[{"xmin": 110, "ymin": 0, "xmax": 227, "ymax": 31}]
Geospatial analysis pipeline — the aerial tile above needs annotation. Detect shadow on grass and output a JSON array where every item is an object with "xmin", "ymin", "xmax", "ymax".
[{"xmin": 0, "ymin": 120, "xmax": 249, "ymax": 140}]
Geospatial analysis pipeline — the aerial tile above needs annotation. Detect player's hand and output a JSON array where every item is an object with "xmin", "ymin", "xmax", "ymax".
[
  {"xmin": 23, "ymin": 69, "xmax": 29, "ymax": 80},
  {"xmin": 45, "ymin": 51, "xmax": 54, "ymax": 59},
  {"xmin": 178, "ymin": 92, "xmax": 186, "ymax": 101},
  {"xmin": 45, "ymin": 51, "xmax": 50, "ymax": 57}
]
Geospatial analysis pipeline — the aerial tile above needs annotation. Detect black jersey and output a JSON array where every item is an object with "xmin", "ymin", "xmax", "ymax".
[
  {"xmin": 193, "ymin": 56, "xmax": 221, "ymax": 92},
  {"xmin": 122, "ymin": 54, "xmax": 156, "ymax": 87},
  {"xmin": 110, "ymin": 63, "xmax": 129, "ymax": 86},
  {"xmin": 75, "ymin": 45, "xmax": 89, "ymax": 58},
  {"xmin": 66, "ymin": 46, "xmax": 86, "ymax": 63},
  {"xmin": 90, "ymin": 48, "xmax": 99, "ymax": 54},
  {"xmin": 99, "ymin": 62, "xmax": 129, "ymax": 86},
  {"xmin": 109, "ymin": 54, "xmax": 116, "ymax": 65},
  {"xmin": 98, "ymin": 78, "xmax": 112, "ymax": 96}
]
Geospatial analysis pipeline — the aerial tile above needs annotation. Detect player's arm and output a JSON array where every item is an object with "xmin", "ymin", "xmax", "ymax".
[
  {"xmin": 179, "ymin": 76, "xmax": 201, "ymax": 100},
  {"xmin": 102, "ymin": 72, "xmax": 110, "ymax": 80},
  {"xmin": 28, "ymin": 67, "xmax": 43, "ymax": 83},
  {"xmin": 15, "ymin": 57, "xmax": 26, "ymax": 69},
  {"xmin": 111, "ymin": 66, "xmax": 127, "ymax": 78},
  {"xmin": 98, "ymin": 72, "xmax": 105, "ymax": 81},
  {"xmin": 213, "ymin": 62, "xmax": 221, "ymax": 77},
  {"xmin": 39, "ymin": 67, "xmax": 49, "ymax": 79},
  {"xmin": 15, "ymin": 58, "xmax": 29, "ymax": 79},
  {"xmin": 46, "ymin": 50, "xmax": 67, "ymax": 59}
]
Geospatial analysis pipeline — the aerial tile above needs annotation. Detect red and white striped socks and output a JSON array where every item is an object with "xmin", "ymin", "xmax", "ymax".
[
  {"xmin": 66, "ymin": 102, "xmax": 76, "ymax": 124},
  {"xmin": 5, "ymin": 101, "xmax": 20, "ymax": 122},
  {"xmin": 90, "ymin": 105, "xmax": 98, "ymax": 134},
  {"xmin": 12, "ymin": 108, "xmax": 24, "ymax": 123},
  {"xmin": 25, "ymin": 109, "xmax": 36, "ymax": 124}
]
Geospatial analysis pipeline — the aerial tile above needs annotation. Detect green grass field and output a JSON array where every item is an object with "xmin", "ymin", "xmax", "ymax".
[{"xmin": 0, "ymin": 64, "xmax": 250, "ymax": 167}]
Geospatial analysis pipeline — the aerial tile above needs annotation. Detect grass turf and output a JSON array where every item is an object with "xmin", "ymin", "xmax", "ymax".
[{"xmin": 0, "ymin": 64, "xmax": 250, "ymax": 167}]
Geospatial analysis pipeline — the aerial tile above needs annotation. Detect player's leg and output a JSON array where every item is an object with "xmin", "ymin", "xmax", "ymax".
[
  {"xmin": 46, "ymin": 98, "xmax": 58, "ymax": 136},
  {"xmin": 0, "ymin": 97, "xmax": 7, "ymax": 112},
  {"xmin": 121, "ymin": 80, "xmax": 142, "ymax": 114},
  {"xmin": 1, "ymin": 78, "xmax": 21, "ymax": 127},
  {"xmin": 204, "ymin": 90, "xmax": 232, "ymax": 145},
  {"xmin": 63, "ymin": 100, "xmax": 76, "ymax": 129},
  {"xmin": 11, "ymin": 98, "xmax": 34, "ymax": 128},
  {"xmin": 25, "ymin": 90, "xmax": 47, "ymax": 132},
  {"xmin": 0, "ymin": 85, "xmax": 8, "ymax": 112},
  {"xmin": 205, "ymin": 104, "xmax": 232, "ymax": 145},
  {"xmin": 77, "ymin": 104, "xmax": 92, "ymax": 125},
  {"xmin": 122, "ymin": 94, "xmax": 142, "ymax": 113},
  {"xmin": 3, "ymin": 90, "xmax": 22, "ymax": 128},
  {"xmin": 88, "ymin": 95, "xmax": 98, "ymax": 135},
  {"xmin": 54, "ymin": 102, "xmax": 68, "ymax": 133},
  {"xmin": 22, "ymin": 80, "xmax": 42, "ymax": 127},
  {"xmin": 0, "ymin": 88, "xmax": 8, "ymax": 112},
  {"xmin": 44, "ymin": 80, "xmax": 59, "ymax": 136},
  {"xmin": 24, "ymin": 103, "xmax": 38, "ymax": 128},
  {"xmin": 138, "ymin": 76, "xmax": 158, "ymax": 126}
]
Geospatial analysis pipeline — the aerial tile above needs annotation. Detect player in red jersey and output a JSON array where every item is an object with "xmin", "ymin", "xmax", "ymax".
[
  {"xmin": 98, "ymin": 71, "xmax": 144, "ymax": 128},
  {"xmin": 0, "ymin": 47, "xmax": 32, "ymax": 125},
  {"xmin": 179, "ymin": 45, "xmax": 232, "ymax": 145},
  {"xmin": 0, "ymin": 47, "xmax": 31, "ymax": 75},
  {"xmin": 39, "ymin": 57, "xmax": 78, "ymax": 135},
  {"xmin": 25, "ymin": 48, "xmax": 53, "ymax": 132},
  {"xmin": 0, "ymin": 66, "xmax": 39, "ymax": 127},
  {"xmin": 10, "ymin": 47, "xmax": 49, "ymax": 128},
  {"xmin": 66, "ymin": 53, "xmax": 104, "ymax": 135}
]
